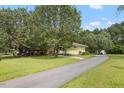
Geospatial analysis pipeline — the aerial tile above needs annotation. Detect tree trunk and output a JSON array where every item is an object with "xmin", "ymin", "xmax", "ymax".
[
  {"xmin": 64, "ymin": 49, "xmax": 67, "ymax": 56},
  {"xmin": 55, "ymin": 48, "xmax": 59, "ymax": 57},
  {"xmin": 0, "ymin": 58, "xmax": 1, "ymax": 61}
]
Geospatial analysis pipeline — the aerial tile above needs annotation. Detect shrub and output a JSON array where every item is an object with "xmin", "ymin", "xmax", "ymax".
[
  {"xmin": 81, "ymin": 51, "xmax": 90, "ymax": 55},
  {"xmin": 106, "ymin": 45, "xmax": 124, "ymax": 54}
]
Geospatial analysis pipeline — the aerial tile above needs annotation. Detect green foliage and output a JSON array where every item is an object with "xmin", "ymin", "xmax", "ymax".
[
  {"xmin": 99, "ymin": 31, "xmax": 111, "ymax": 39},
  {"xmin": 107, "ymin": 22, "xmax": 124, "ymax": 45},
  {"xmin": 96, "ymin": 34, "xmax": 114, "ymax": 51},
  {"xmin": 81, "ymin": 51, "xmax": 90, "ymax": 55},
  {"xmin": 0, "ymin": 6, "xmax": 123, "ymax": 55},
  {"xmin": 79, "ymin": 20, "xmax": 124, "ymax": 54},
  {"xmin": 92, "ymin": 28, "xmax": 101, "ymax": 34},
  {"xmin": 79, "ymin": 29, "xmax": 113, "ymax": 54},
  {"xmin": 0, "ymin": 8, "xmax": 29, "ymax": 53},
  {"xmin": 107, "ymin": 45, "xmax": 124, "ymax": 54},
  {"xmin": 79, "ymin": 31, "xmax": 97, "ymax": 53},
  {"xmin": 81, "ymin": 54, "xmax": 94, "ymax": 59},
  {"xmin": 0, "ymin": 6, "xmax": 81, "ymax": 56}
]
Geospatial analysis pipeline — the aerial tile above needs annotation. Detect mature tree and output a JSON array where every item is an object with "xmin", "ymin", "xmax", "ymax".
[
  {"xmin": 57, "ymin": 6, "xmax": 81, "ymax": 55},
  {"xmin": 13, "ymin": 8, "xmax": 30, "ymax": 50},
  {"xmin": 31, "ymin": 5, "xmax": 81, "ymax": 56},
  {"xmin": 92, "ymin": 28, "xmax": 101, "ymax": 34},
  {"xmin": 0, "ymin": 6, "xmax": 81, "ymax": 56},
  {"xmin": 79, "ymin": 29, "xmax": 114, "ymax": 54},
  {"xmin": 107, "ymin": 22, "xmax": 124, "ymax": 45},
  {"xmin": 96, "ymin": 34, "xmax": 114, "ymax": 53},
  {"xmin": 0, "ymin": 29, "xmax": 9, "ymax": 53},
  {"xmin": 0, "ymin": 8, "xmax": 14, "ymax": 52},
  {"xmin": 0, "ymin": 8, "xmax": 29, "ymax": 55},
  {"xmin": 99, "ymin": 30, "xmax": 111, "ymax": 40},
  {"xmin": 79, "ymin": 31, "xmax": 97, "ymax": 53}
]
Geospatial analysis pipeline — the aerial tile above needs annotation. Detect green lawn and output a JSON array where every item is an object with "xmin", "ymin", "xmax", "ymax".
[
  {"xmin": 0, "ymin": 56, "xmax": 79, "ymax": 82},
  {"xmin": 63, "ymin": 55, "xmax": 124, "ymax": 88}
]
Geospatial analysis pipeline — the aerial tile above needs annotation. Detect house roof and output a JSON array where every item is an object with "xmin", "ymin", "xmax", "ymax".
[{"xmin": 72, "ymin": 43, "xmax": 88, "ymax": 47}]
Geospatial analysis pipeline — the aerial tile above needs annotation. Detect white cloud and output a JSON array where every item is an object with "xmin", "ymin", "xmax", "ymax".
[
  {"xmin": 84, "ymin": 25, "xmax": 91, "ymax": 30},
  {"xmin": 107, "ymin": 21, "xmax": 114, "ymax": 26},
  {"xmin": 89, "ymin": 5, "xmax": 103, "ymax": 10},
  {"xmin": 83, "ymin": 21, "xmax": 101, "ymax": 31},
  {"xmin": 102, "ymin": 17, "xmax": 107, "ymax": 21},
  {"xmin": 89, "ymin": 21, "xmax": 101, "ymax": 26}
]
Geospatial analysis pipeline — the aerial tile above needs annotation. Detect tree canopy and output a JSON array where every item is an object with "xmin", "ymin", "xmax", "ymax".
[
  {"xmin": 0, "ymin": 5, "xmax": 81, "ymax": 56},
  {"xmin": 0, "ymin": 5, "xmax": 124, "ymax": 56}
]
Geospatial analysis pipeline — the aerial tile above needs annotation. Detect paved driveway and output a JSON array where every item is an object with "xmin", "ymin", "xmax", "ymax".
[{"xmin": 0, "ymin": 55, "xmax": 108, "ymax": 88}]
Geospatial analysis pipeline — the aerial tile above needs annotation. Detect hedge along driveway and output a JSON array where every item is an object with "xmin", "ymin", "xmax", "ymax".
[{"xmin": 0, "ymin": 56, "xmax": 79, "ymax": 82}]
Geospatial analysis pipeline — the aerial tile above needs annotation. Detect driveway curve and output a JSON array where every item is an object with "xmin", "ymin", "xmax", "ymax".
[{"xmin": 0, "ymin": 55, "xmax": 108, "ymax": 88}]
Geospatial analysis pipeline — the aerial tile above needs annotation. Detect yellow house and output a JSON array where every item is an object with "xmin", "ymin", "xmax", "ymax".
[{"xmin": 66, "ymin": 43, "xmax": 88, "ymax": 55}]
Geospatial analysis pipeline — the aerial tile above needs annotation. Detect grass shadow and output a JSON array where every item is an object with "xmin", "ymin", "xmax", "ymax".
[
  {"xmin": 0, "ymin": 56, "xmax": 26, "ymax": 60},
  {"xmin": 30, "ymin": 55, "xmax": 65, "ymax": 60},
  {"xmin": 0, "ymin": 55, "xmax": 66, "ymax": 61},
  {"xmin": 112, "ymin": 66, "xmax": 124, "ymax": 70}
]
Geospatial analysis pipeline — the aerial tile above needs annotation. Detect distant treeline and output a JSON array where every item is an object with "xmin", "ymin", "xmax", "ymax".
[{"xmin": 79, "ymin": 22, "xmax": 124, "ymax": 54}]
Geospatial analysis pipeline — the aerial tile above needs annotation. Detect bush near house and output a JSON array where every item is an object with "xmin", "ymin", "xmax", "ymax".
[
  {"xmin": 81, "ymin": 51, "xmax": 90, "ymax": 55},
  {"xmin": 81, "ymin": 51, "xmax": 94, "ymax": 59}
]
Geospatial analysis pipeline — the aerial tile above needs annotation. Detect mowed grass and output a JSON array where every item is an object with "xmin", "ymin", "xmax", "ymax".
[
  {"xmin": 0, "ymin": 56, "xmax": 79, "ymax": 82},
  {"xmin": 63, "ymin": 55, "xmax": 124, "ymax": 88}
]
